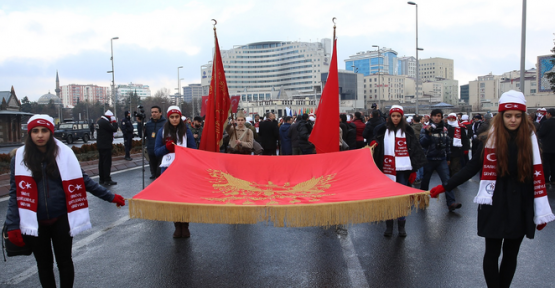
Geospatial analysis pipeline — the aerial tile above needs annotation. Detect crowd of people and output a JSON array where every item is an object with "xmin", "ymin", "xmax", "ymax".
[{"xmin": 5, "ymin": 91, "xmax": 555, "ymax": 287}]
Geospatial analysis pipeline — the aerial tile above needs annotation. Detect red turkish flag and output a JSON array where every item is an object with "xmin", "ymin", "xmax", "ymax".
[
  {"xmin": 199, "ymin": 30, "xmax": 231, "ymax": 152},
  {"xmin": 309, "ymin": 39, "xmax": 339, "ymax": 154},
  {"xmin": 200, "ymin": 95, "xmax": 209, "ymax": 117},
  {"xmin": 230, "ymin": 95, "xmax": 240, "ymax": 113}
]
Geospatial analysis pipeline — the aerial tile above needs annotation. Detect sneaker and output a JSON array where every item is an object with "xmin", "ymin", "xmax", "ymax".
[
  {"xmin": 448, "ymin": 202, "xmax": 462, "ymax": 212},
  {"xmin": 149, "ymin": 176, "xmax": 155, "ymax": 180},
  {"xmin": 125, "ymin": 157, "xmax": 133, "ymax": 161}
]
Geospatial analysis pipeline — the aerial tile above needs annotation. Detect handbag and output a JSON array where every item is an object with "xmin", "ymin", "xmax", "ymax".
[
  {"xmin": 2, "ymin": 223, "xmax": 33, "ymax": 260},
  {"xmin": 252, "ymin": 140, "xmax": 264, "ymax": 155}
]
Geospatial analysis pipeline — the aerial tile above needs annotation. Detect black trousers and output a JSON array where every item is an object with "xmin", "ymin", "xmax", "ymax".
[
  {"xmin": 148, "ymin": 152, "xmax": 161, "ymax": 178},
  {"xmin": 24, "ymin": 215, "xmax": 74, "ymax": 288},
  {"xmin": 483, "ymin": 237, "xmax": 524, "ymax": 288},
  {"xmin": 542, "ymin": 152, "xmax": 555, "ymax": 183},
  {"xmin": 98, "ymin": 148, "xmax": 113, "ymax": 183},
  {"xmin": 124, "ymin": 134, "xmax": 133, "ymax": 158}
]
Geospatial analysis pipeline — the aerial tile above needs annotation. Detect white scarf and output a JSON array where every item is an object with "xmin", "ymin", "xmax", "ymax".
[
  {"xmin": 383, "ymin": 129, "xmax": 412, "ymax": 181},
  {"xmin": 15, "ymin": 139, "xmax": 91, "ymax": 237},
  {"xmin": 475, "ymin": 128, "xmax": 555, "ymax": 225},
  {"xmin": 160, "ymin": 129, "xmax": 188, "ymax": 168},
  {"xmin": 447, "ymin": 120, "xmax": 462, "ymax": 147}
]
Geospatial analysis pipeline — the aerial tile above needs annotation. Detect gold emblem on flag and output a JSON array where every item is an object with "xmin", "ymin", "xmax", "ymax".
[{"xmin": 204, "ymin": 169, "xmax": 336, "ymax": 205}]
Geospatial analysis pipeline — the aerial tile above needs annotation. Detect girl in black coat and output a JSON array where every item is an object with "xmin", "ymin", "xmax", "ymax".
[
  {"xmin": 430, "ymin": 91, "xmax": 555, "ymax": 287},
  {"xmin": 372, "ymin": 105, "xmax": 427, "ymax": 237}
]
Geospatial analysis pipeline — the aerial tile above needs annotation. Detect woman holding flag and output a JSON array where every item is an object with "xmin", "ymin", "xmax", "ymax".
[
  {"xmin": 5, "ymin": 115, "xmax": 125, "ymax": 287},
  {"xmin": 371, "ymin": 105, "xmax": 426, "ymax": 237},
  {"xmin": 155, "ymin": 106, "xmax": 197, "ymax": 238},
  {"xmin": 430, "ymin": 91, "xmax": 555, "ymax": 287}
]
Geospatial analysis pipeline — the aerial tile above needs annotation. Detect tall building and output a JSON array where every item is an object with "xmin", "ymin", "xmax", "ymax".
[
  {"xmin": 460, "ymin": 84, "xmax": 469, "ymax": 104},
  {"xmin": 468, "ymin": 73, "xmax": 503, "ymax": 111},
  {"xmin": 321, "ymin": 70, "xmax": 364, "ymax": 112},
  {"xmin": 418, "ymin": 57, "xmax": 454, "ymax": 81},
  {"xmin": 344, "ymin": 47, "xmax": 398, "ymax": 76},
  {"xmin": 116, "ymin": 83, "xmax": 151, "ymax": 100},
  {"xmin": 200, "ymin": 39, "xmax": 332, "ymax": 97},
  {"xmin": 61, "ymin": 84, "xmax": 109, "ymax": 107},
  {"xmin": 362, "ymin": 74, "xmax": 415, "ymax": 106},
  {"xmin": 183, "ymin": 83, "xmax": 204, "ymax": 103},
  {"xmin": 398, "ymin": 56, "xmax": 416, "ymax": 78}
]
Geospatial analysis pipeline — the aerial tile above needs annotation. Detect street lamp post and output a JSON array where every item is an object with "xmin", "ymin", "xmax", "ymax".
[
  {"xmin": 109, "ymin": 37, "xmax": 119, "ymax": 118},
  {"xmin": 407, "ymin": 2, "xmax": 419, "ymax": 115},
  {"xmin": 177, "ymin": 66, "xmax": 183, "ymax": 108},
  {"xmin": 519, "ymin": 0, "xmax": 526, "ymax": 93},
  {"xmin": 372, "ymin": 45, "xmax": 381, "ymax": 111}
]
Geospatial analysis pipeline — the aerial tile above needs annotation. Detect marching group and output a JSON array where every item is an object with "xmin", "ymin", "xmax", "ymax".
[{"xmin": 5, "ymin": 90, "xmax": 555, "ymax": 287}]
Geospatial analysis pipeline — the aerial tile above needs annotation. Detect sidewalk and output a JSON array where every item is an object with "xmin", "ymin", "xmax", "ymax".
[{"xmin": 0, "ymin": 152, "xmax": 146, "ymax": 197}]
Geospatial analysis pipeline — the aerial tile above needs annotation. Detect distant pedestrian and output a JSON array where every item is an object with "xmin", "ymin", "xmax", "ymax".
[
  {"xmin": 258, "ymin": 112, "xmax": 279, "ymax": 155},
  {"xmin": 279, "ymin": 116, "xmax": 293, "ymax": 155},
  {"xmin": 225, "ymin": 110, "xmax": 254, "ymax": 154},
  {"xmin": 431, "ymin": 90, "xmax": 555, "ymax": 288},
  {"xmin": 144, "ymin": 106, "xmax": 166, "ymax": 179},
  {"xmin": 96, "ymin": 110, "xmax": 119, "ymax": 186},
  {"xmin": 297, "ymin": 114, "xmax": 315, "ymax": 155},
  {"xmin": 352, "ymin": 112, "xmax": 366, "ymax": 149},
  {"xmin": 538, "ymin": 108, "xmax": 555, "ymax": 186},
  {"xmin": 191, "ymin": 116, "xmax": 204, "ymax": 148},
  {"xmin": 121, "ymin": 111, "xmax": 134, "ymax": 161},
  {"xmin": 136, "ymin": 116, "xmax": 144, "ymax": 138},
  {"xmin": 289, "ymin": 117, "xmax": 302, "ymax": 155},
  {"xmin": 446, "ymin": 113, "xmax": 470, "ymax": 176}
]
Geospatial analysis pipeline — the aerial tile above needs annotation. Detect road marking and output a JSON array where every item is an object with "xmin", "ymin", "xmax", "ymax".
[
  {"xmin": 6, "ymin": 215, "xmax": 130, "ymax": 285},
  {"xmin": 339, "ymin": 230, "xmax": 370, "ymax": 288},
  {"xmin": 0, "ymin": 165, "xmax": 148, "ymax": 203}
]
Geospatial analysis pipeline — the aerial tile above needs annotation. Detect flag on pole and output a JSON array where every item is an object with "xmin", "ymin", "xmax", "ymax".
[
  {"xmin": 309, "ymin": 33, "xmax": 339, "ymax": 154},
  {"xmin": 199, "ymin": 24, "xmax": 231, "ymax": 152}
]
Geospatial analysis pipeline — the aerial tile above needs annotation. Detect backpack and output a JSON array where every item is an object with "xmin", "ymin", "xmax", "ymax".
[{"xmin": 346, "ymin": 123, "xmax": 357, "ymax": 149}]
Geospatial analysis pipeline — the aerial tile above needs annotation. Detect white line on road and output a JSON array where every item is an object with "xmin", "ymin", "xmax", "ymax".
[
  {"xmin": 6, "ymin": 215, "xmax": 130, "ymax": 285},
  {"xmin": 339, "ymin": 230, "xmax": 370, "ymax": 288}
]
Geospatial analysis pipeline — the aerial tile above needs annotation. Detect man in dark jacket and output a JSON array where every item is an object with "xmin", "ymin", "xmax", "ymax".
[
  {"xmin": 289, "ymin": 118, "xmax": 301, "ymax": 155},
  {"xmin": 297, "ymin": 114, "xmax": 315, "ymax": 154},
  {"xmin": 144, "ymin": 106, "xmax": 166, "ymax": 179},
  {"xmin": 121, "ymin": 111, "xmax": 134, "ymax": 161},
  {"xmin": 470, "ymin": 114, "xmax": 483, "ymax": 158},
  {"xmin": 420, "ymin": 109, "xmax": 461, "ymax": 212},
  {"xmin": 258, "ymin": 112, "xmax": 279, "ymax": 155},
  {"xmin": 446, "ymin": 113, "xmax": 470, "ymax": 176},
  {"xmin": 191, "ymin": 116, "xmax": 203, "ymax": 148},
  {"xmin": 279, "ymin": 116, "xmax": 293, "ymax": 155},
  {"xmin": 363, "ymin": 110, "xmax": 385, "ymax": 143},
  {"xmin": 371, "ymin": 103, "xmax": 386, "ymax": 121},
  {"xmin": 538, "ymin": 108, "xmax": 555, "ymax": 185},
  {"xmin": 96, "ymin": 110, "xmax": 119, "ymax": 185}
]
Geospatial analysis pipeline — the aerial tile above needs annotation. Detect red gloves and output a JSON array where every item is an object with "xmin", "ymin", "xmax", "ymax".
[
  {"xmin": 370, "ymin": 140, "xmax": 378, "ymax": 147},
  {"xmin": 537, "ymin": 223, "xmax": 547, "ymax": 231},
  {"xmin": 408, "ymin": 172, "xmax": 417, "ymax": 185},
  {"xmin": 165, "ymin": 138, "xmax": 175, "ymax": 153},
  {"xmin": 112, "ymin": 194, "xmax": 125, "ymax": 207},
  {"xmin": 430, "ymin": 185, "xmax": 445, "ymax": 198},
  {"xmin": 463, "ymin": 150, "xmax": 469, "ymax": 155},
  {"xmin": 7, "ymin": 229, "xmax": 25, "ymax": 247}
]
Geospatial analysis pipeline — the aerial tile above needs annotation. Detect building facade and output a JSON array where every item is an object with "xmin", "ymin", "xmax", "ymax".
[
  {"xmin": 418, "ymin": 57, "xmax": 454, "ymax": 81},
  {"xmin": 183, "ymin": 83, "xmax": 204, "ymax": 103},
  {"xmin": 460, "ymin": 84, "xmax": 469, "ymax": 104},
  {"xmin": 201, "ymin": 39, "xmax": 332, "ymax": 96},
  {"xmin": 362, "ymin": 74, "xmax": 415, "ymax": 107},
  {"xmin": 116, "ymin": 83, "xmax": 151, "ymax": 100},
  {"xmin": 345, "ymin": 47, "xmax": 398, "ymax": 77},
  {"xmin": 398, "ymin": 56, "xmax": 416, "ymax": 78},
  {"xmin": 61, "ymin": 84, "xmax": 109, "ymax": 107}
]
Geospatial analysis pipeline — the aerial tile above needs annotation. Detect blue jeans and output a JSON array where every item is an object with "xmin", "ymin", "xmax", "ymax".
[
  {"xmin": 416, "ymin": 167, "xmax": 424, "ymax": 181},
  {"xmin": 420, "ymin": 159, "xmax": 456, "ymax": 207},
  {"xmin": 160, "ymin": 166, "xmax": 167, "ymax": 174}
]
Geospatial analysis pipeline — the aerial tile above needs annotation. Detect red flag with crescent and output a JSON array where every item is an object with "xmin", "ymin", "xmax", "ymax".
[
  {"xmin": 200, "ymin": 95, "xmax": 209, "ymax": 117},
  {"xmin": 230, "ymin": 95, "xmax": 240, "ymax": 113}
]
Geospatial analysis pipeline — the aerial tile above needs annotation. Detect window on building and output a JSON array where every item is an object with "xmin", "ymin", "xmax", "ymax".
[
  {"xmin": 531, "ymin": 89, "xmax": 536, "ymax": 93},
  {"xmin": 480, "ymin": 83, "xmax": 485, "ymax": 88}
]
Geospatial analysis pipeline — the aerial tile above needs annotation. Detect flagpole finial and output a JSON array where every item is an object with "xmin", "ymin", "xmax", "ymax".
[
  {"xmin": 212, "ymin": 19, "xmax": 217, "ymax": 31},
  {"xmin": 332, "ymin": 17, "xmax": 337, "ymax": 40}
]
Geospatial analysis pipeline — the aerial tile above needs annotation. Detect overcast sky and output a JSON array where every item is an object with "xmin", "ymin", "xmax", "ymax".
[{"xmin": 1, "ymin": 0, "xmax": 553, "ymax": 101}]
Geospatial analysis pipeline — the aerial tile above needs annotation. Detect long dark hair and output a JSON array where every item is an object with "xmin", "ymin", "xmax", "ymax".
[
  {"xmin": 485, "ymin": 111, "xmax": 534, "ymax": 182},
  {"xmin": 386, "ymin": 113, "xmax": 407, "ymax": 134},
  {"xmin": 23, "ymin": 131, "xmax": 59, "ymax": 180},
  {"xmin": 163, "ymin": 118, "xmax": 187, "ymax": 144}
]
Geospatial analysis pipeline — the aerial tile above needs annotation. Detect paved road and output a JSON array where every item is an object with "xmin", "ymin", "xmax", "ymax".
[
  {"xmin": 0, "ymin": 138, "xmax": 125, "ymax": 154},
  {"xmin": 1, "ymin": 168, "xmax": 555, "ymax": 287}
]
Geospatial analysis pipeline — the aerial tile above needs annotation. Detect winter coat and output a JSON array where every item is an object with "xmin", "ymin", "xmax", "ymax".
[
  {"xmin": 352, "ymin": 119, "xmax": 366, "ymax": 142},
  {"xmin": 144, "ymin": 117, "xmax": 167, "ymax": 153},
  {"xmin": 538, "ymin": 117, "xmax": 555, "ymax": 153},
  {"xmin": 373, "ymin": 123, "xmax": 427, "ymax": 172},
  {"xmin": 420, "ymin": 122, "xmax": 451, "ymax": 161},
  {"xmin": 289, "ymin": 122, "xmax": 300, "ymax": 150},
  {"xmin": 96, "ymin": 117, "xmax": 118, "ymax": 150},
  {"xmin": 363, "ymin": 117, "xmax": 385, "ymax": 142},
  {"xmin": 297, "ymin": 120, "xmax": 315, "ymax": 151},
  {"xmin": 447, "ymin": 124, "xmax": 470, "ymax": 158},
  {"xmin": 279, "ymin": 122, "xmax": 292, "ymax": 155},
  {"xmin": 443, "ymin": 138, "xmax": 536, "ymax": 239},
  {"xmin": 120, "ymin": 116, "xmax": 133, "ymax": 137},
  {"xmin": 154, "ymin": 126, "xmax": 197, "ymax": 158},
  {"xmin": 5, "ymin": 158, "xmax": 115, "ymax": 231},
  {"xmin": 258, "ymin": 120, "xmax": 279, "ymax": 151},
  {"xmin": 190, "ymin": 125, "xmax": 203, "ymax": 148}
]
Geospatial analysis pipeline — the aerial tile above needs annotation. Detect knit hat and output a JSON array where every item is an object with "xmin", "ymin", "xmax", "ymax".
[
  {"xmin": 461, "ymin": 115, "xmax": 469, "ymax": 121},
  {"xmin": 498, "ymin": 90, "xmax": 526, "ymax": 112},
  {"xmin": 166, "ymin": 106, "xmax": 182, "ymax": 118},
  {"xmin": 105, "ymin": 110, "xmax": 114, "ymax": 117},
  {"xmin": 27, "ymin": 114, "xmax": 55, "ymax": 134},
  {"xmin": 389, "ymin": 105, "xmax": 404, "ymax": 116},
  {"xmin": 447, "ymin": 113, "xmax": 457, "ymax": 119}
]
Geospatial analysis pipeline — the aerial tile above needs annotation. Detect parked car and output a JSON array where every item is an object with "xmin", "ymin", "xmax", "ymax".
[
  {"xmin": 133, "ymin": 123, "xmax": 138, "ymax": 137},
  {"xmin": 54, "ymin": 121, "xmax": 91, "ymax": 144}
]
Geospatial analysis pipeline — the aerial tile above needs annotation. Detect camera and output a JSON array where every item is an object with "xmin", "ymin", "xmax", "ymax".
[{"xmin": 133, "ymin": 105, "xmax": 145, "ymax": 120}]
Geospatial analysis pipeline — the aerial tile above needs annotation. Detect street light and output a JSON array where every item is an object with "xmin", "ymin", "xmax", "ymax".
[
  {"xmin": 109, "ymin": 37, "xmax": 119, "ymax": 118},
  {"xmin": 407, "ymin": 2, "xmax": 419, "ymax": 115},
  {"xmin": 372, "ymin": 45, "xmax": 381, "ymax": 110},
  {"xmin": 177, "ymin": 66, "xmax": 183, "ymax": 107}
]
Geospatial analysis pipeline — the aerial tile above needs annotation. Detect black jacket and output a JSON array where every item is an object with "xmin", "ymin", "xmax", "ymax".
[
  {"xmin": 144, "ymin": 117, "xmax": 167, "ymax": 153},
  {"xmin": 120, "ymin": 116, "xmax": 133, "ymax": 137},
  {"xmin": 289, "ymin": 122, "xmax": 300, "ymax": 149},
  {"xmin": 373, "ymin": 123, "xmax": 427, "ymax": 172},
  {"xmin": 444, "ymin": 138, "xmax": 536, "ymax": 239},
  {"xmin": 420, "ymin": 122, "xmax": 451, "ymax": 161},
  {"xmin": 538, "ymin": 117, "xmax": 555, "ymax": 153},
  {"xmin": 447, "ymin": 124, "xmax": 470, "ymax": 157},
  {"xmin": 258, "ymin": 120, "xmax": 279, "ymax": 150},
  {"xmin": 297, "ymin": 120, "xmax": 314, "ymax": 151},
  {"xmin": 363, "ymin": 117, "xmax": 385, "ymax": 142},
  {"xmin": 5, "ymin": 158, "xmax": 115, "ymax": 231},
  {"xmin": 96, "ymin": 117, "xmax": 118, "ymax": 150}
]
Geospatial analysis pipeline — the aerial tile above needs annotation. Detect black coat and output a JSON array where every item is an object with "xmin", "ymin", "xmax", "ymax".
[
  {"xmin": 363, "ymin": 117, "xmax": 385, "ymax": 142},
  {"xmin": 373, "ymin": 124, "xmax": 427, "ymax": 172},
  {"xmin": 289, "ymin": 122, "xmax": 300, "ymax": 149},
  {"xmin": 297, "ymin": 120, "xmax": 314, "ymax": 151},
  {"xmin": 444, "ymin": 139, "xmax": 536, "ymax": 239},
  {"xmin": 96, "ymin": 117, "xmax": 118, "ymax": 150},
  {"xmin": 120, "ymin": 116, "xmax": 133, "ymax": 137},
  {"xmin": 538, "ymin": 117, "xmax": 555, "ymax": 153},
  {"xmin": 258, "ymin": 120, "xmax": 279, "ymax": 150},
  {"xmin": 447, "ymin": 124, "xmax": 470, "ymax": 157},
  {"xmin": 144, "ymin": 117, "xmax": 167, "ymax": 153}
]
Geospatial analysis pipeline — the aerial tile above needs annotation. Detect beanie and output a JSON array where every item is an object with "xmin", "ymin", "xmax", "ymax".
[
  {"xmin": 498, "ymin": 90, "xmax": 526, "ymax": 112},
  {"xmin": 27, "ymin": 114, "xmax": 55, "ymax": 134}
]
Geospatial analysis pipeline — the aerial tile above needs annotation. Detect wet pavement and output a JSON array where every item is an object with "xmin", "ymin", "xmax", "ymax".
[{"xmin": 1, "ymin": 168, "xmax": 555, "ymax": 287}]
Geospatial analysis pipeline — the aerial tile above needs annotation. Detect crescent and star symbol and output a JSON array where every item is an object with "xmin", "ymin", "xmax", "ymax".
[
  {"xmin": 384, "ymin": 158, "xmax": 392, "ymax": 164},
  {"xmin": 19, "ymin": 180, "xmax": 32, "ymax": 190},
  {"xmin": 486, "ymin": 153, "xmax": 496, "ymax": 162},
  {"xmin": 534, "ymin": 171, "xmax": 542, "ymax": 177},
  {"xmin": 68, "ymin": 184, "xmax": 82, "ymax": 193},
  {"xmin": 36, "ymin": 120, "xmax": 50, "ymax": 126},
  {"xmin": 397, "ymin": 140, "xmax": 406, "ymax": 146}
]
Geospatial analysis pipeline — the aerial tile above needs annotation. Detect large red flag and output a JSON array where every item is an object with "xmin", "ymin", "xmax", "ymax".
[
  {"xmin": 199, "ymin": 29, "xmax": 231, "ymax": 152},
  {"xmin": 309, "ymin": 38, "xmax": 339, "ymax": 154}
]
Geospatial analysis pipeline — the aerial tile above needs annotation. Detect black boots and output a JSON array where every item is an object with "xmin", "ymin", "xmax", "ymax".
[
  {"xmin": 384, "ymin": 219, "xmax": 407, "ymax": 237},
  {"xmin": 173, "ymin": 222, "xmax": 190, "ymax": 238}
]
